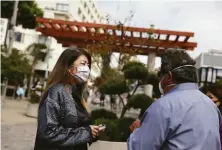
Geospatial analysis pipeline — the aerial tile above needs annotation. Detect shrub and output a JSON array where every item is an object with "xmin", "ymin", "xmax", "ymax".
[
  {"xmin": 94, "ymin": 118, "xmax": 118, "ymax": 141},
  {"xmin": 94, "ymin": 117, "xmax": 136, "ymax": 142},
  {"xmin": 122, "ymin": 61, "xmax": 148, "ymax": 80},
  {"xmin": 127, "ymin": 94, "xmax": 154, "ymax": 110},
  {"xmin": 29, "ymin": 92, "xmax": 40, "ymax": 104},
  {"xmin": 116, "ymin": 117, "xmax": 135, "ymax": 141},
  {"xmin": 99, "ymin": 77, "xmax": 129, "ymax": 95},
  {"xmin": 91, "ymin": 109, "xmax": 118, "ymax": 122}
]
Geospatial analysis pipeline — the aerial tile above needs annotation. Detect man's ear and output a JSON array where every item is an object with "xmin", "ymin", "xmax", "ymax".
[{"xmin": 166, "ymin": 72, "xmax": 173, "ymax": 81}]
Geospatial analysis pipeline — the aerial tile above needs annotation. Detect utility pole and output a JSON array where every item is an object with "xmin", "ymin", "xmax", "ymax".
[{"xmin": 7, "ymin": 0, "xmax": 19, "ymax": 57}]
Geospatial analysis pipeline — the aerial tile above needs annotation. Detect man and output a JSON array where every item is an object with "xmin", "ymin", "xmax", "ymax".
[{"xmin": 128, "ymin": 48, "xmax": 221, "ymax": 150}]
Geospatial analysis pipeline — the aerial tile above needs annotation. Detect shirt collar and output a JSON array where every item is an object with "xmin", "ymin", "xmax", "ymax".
[{"xmin": 167, "ymin": 83, "xmax": 199, "ymax": 94}]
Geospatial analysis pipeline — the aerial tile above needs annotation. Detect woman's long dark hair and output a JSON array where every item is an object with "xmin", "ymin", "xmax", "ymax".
[
  {"xmin": 41, "ymin": 47, "xmax": 91, "ymax": 108},
  {"xmin": 201, "ymin": 85, "xmax": 222, "ymax": 113}
]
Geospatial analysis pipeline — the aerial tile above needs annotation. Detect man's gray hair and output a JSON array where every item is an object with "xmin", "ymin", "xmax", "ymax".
[{"xmin": 161, "ymin": 48, "xmax": 198, "ymax": 83}]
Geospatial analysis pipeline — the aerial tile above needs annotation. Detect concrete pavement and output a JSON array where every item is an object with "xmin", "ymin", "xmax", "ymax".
[
  {"xmin": 1, "ymin": 99, "xmax": 37, "ymax": 150},
  {"xmin": 2, "ymin": 99, "xmax": 37, "ymax": 125},
  {"xmin": 1, "ymin": 98, "xmax": 138, "ymax": 150}
]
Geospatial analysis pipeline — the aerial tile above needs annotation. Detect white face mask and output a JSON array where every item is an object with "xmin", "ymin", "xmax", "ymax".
[
  {"xmin": 158, "ymin": 65, "xmax": 195, "ymax": 95},
  {"xmin": 70, "ymin": 65, "xmax": 90, "ymax": 82},
  {"xmin": 158, "ymin": 75, "xmax": 165, "ymax": 95}
]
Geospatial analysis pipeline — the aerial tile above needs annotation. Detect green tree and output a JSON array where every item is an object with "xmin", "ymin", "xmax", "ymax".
[
  {"xmin": 99, "ymin": 73, "xmax": 129, "ymax": 108},
  {"xmin": 98, "ymin": 61, "xmax": 156, "ymax": 118},
  {"xmin": 127, "ymin": 94, "xmax": 154, "ymax": 118},
  {"xmin": 1, "ymin": 48, "xmax": 32, "ymax": 85},
  {"xmin": 1, "ymin": 1, "xmax": 43, "ymax": 29},
  {"xmin": 26, "ymin": 43, "xmax": 48, "ymax": 96},
  {"xmin": 147, "ymin": 72, "xmax": 161, "ymax": 98},
  {"xmin": 26, "ymin": 43, "xmax": 48, "ymax": 64}
]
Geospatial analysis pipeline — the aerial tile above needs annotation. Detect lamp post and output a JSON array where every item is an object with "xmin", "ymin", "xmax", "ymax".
[
  {"xmin": 2, "ymin": 0, "xmax": 19, "ymax": 102},
  {"xmin": 8, "ymin": 0, "xmax": 19, "ymax": 57}
]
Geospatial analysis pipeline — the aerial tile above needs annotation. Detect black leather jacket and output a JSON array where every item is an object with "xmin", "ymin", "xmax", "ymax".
[{"xmin": 34, "ymin": 83, "xmax": 93, "ymax": 150}]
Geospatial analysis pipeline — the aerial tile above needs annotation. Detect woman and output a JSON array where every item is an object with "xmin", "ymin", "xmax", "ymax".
[
  {"xmin": 202, "ymin": 85, "xmax": 222, "ymax": 112},
  {"xmin": 201, "ymin": 84, "xmax": 222, "ymax": 150},
  {"xmin": 34, "ymin": 48, "xmax": 100, "ymax": 150}
]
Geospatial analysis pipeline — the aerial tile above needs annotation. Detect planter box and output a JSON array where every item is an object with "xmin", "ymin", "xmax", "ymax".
[
  {"xmin": 26, "ymin": 103, "xmax": 38, "ymax": 118},
  {"xmin": 89, "ymin": 140, "xmax": 127, "ymax": 150}
]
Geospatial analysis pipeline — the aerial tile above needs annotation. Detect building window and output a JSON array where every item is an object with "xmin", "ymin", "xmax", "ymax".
[
  {"xmin": 14, "ymin": 32, "xmax": 23, "ymax": 43},
  {"xmin": 92, "ymin": 3, "xmax": 95, "ymax": 8},
  {"xmin": 84, "ymin": 2, "xmax": 87, "ymax": 8},
  {"xmin": 38, "ymin": 35, "xmax": 47, "ymax": 44},
  {"xmin": 56, "ymin": 3, "xmax": 69, "ymax": 12}
]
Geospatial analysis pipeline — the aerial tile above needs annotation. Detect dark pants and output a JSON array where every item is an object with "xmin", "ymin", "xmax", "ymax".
[
  {"xmin": 100, "ymin": 99, "xmax": 104, "ymax": 106},
  {"xmin": 15, "ymin": 94, "xmax": 22, "ymax": 100}
]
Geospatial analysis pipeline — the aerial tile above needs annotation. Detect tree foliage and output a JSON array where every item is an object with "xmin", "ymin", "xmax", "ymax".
[
  {"xmin": 216, "ymin": 78, "xmax": 222, "ymax": 86},
  {"xmin": 91, "ymin": 109, "xmax": 118, "ymax": 121},
  {"xmin": 26, "ymin": 43, "xmax": 48, "ymax": 64},
  {"xmin": 1, "ymin": 1, "xmax": 43, "ymax": 29},
  {"xmin": 1, "ymin": 49, "xmax": 32, "ymax": 85},
  {"xmin": 94, "ymin": 117, "xmax": 135, "ymax": 142},
  {"xmin": 97, "ymin": 60, "xmax": 159, "ymax": 118},
  {"xmin": 122, "ymin": 61, "xmax": 148, "ymax": 81},
  {"xmin": 99, "ymin": 76, "xmax": 129, "ymax": 95},
  {"xmin": 127, "ymin": 94, "xmax": 154, "ymax": 110},
  {"xmin": 146, "ymin": 72, "xmax": 161, "ymax": 98}
]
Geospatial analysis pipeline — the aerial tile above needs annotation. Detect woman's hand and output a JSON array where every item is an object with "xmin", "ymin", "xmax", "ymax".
[
  {"xmin": 90, "ymin": 125, "xmax": 100, "ymax": 138},
  {"xmin": 129, "ymin": 119, "xmax": 140, "ymax": 133}
]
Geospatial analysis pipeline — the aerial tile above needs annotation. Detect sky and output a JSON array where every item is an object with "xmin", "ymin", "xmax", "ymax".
[
  {"xmin": 96, "ymin": 0, "xmax": 222, "ymax": 68},
  {"xmin": 37, "ymin": 0, "xmax": 222, "ymax": 68}
]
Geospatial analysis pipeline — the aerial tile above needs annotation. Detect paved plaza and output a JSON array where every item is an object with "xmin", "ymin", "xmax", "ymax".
[
  {"xmin": 1, "ymin": 98, "xmax": 139, "ymax": 150},
  {"xmin": 1, "ymin": 99, "xmax": 37, "ymax": 150}
]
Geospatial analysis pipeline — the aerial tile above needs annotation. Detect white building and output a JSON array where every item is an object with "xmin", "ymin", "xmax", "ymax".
[
  {"xmin": 10, "ymin": 25, "xmax": 64, "ymax": 73},
  {"xmin": 195, "ymin": 50, "xmax": 222, "ymax": 70},
  {"xmin": 8, "ymin": 1, "xmax": 107, "ymax": 79},
  {"xmin": 74, "ymin": 0, "xmax": 107, "ymax": 23},
  {"xmin": 39, "ymin": 1, "xmax": 107, "ymax": 78},
  {"xmin": 38, "ymin": 1, "xmax": 107, "ymax": 23},
  {"xmin": 195, "ymin": 50, "xmax": 222, "ymax": 86}
]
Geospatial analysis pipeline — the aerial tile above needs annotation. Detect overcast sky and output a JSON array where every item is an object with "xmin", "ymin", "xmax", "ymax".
[
  {"xmin": 37, "ymin": 0, "xmax": 222, "ymax": 68},
  {"xmin": 96, "ymin": 1, "xmax": 222, "ymax": 67}
]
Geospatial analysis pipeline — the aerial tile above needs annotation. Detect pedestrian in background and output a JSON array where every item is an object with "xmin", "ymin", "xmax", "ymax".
[
  {"xmin": 201, "ymin": 84, "xmax": 222, "ymax": 112},
  {"xmin": 100, "ymin": 93, "xmax": 105, "ymax": 106},
  {"xmin": 201, "ymin": 84, "xmax": 222, "ymax": 150},
  {"xmin": 15, "ymin": 84, "xmax": 24, "ymax": 101}
]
